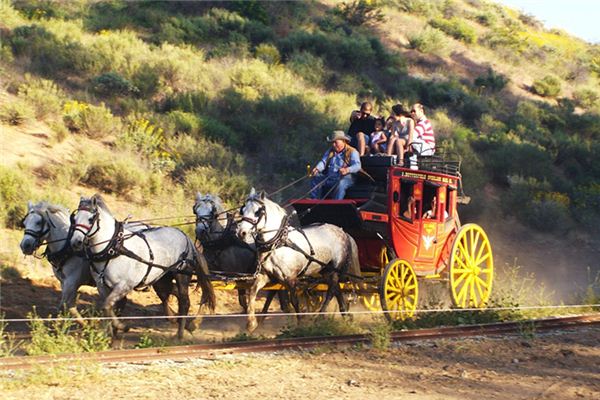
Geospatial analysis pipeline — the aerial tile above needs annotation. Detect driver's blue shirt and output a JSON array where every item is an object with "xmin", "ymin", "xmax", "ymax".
[{"xmin": 315, "ymin": 146, "xmax": 361, "ymax": 176}]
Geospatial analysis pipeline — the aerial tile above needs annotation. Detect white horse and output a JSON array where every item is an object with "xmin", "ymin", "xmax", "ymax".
[
  {"xmin": 19, "ymin": 201, "xmax": 106, "ymax": 321},
  {"xmin": 19, "ymin": 201, "xmax": 182, "ymax": 324},
  {"xmin": 237, "ymin": 188, "xmax": 361, "ymax": 332},
  {"xmin": 70, "ymin": 194, "xmax": 215, "ymax": 338},
  {"xmin": 193, "ymin": 192, "xmax": 289, "ymax": 314}
]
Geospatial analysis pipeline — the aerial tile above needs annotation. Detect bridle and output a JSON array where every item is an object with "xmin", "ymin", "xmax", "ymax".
[
  {"xmin": 22, "ymin": 211, "xmax": 52, "ymax": 247},
  {"xmin": 193, "ymin": 199, "xmax": 218, "ymax": 233},
  {"xmin": 239, "ymin": 199, "xmax": 266, "ymax": 233},
  {"xmin": 70, "ymin": 205, "xmax": 101, "ymax": 240}
]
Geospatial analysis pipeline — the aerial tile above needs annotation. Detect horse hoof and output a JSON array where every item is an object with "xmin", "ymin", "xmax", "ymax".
[
  {"xmin": 185, "ymin": 321, "xmax": 198, "ymax": 333},
  {"xmin": 247, "ymin": 319, "xmax": 258, "ymax": 333}
]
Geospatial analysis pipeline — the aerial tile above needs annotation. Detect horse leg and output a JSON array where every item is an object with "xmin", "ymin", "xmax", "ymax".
[
  {"xmin": 277, "ymin": 290, "xmax": 291, "ymax": 313},
  {"xmin": 153, "ymin": 277, "xmax": 177, "ymax": 326},
  {"xmin": 103, "ymin": 283, "xmax": 130, "ymax": 336},
  {"xmin": 174, "ymin": 273, "xmax": 191, "ymax": 339},
  {"xmin": 319, "ymin": 271, "xmax": 338, "ymax": 313},
  {"xmin": 60, "ymin": 277, "xmax": 85, "ymax": 325},
  {"xmin": 247, "ymin": 273, "xmax": 270, "ymax": 333},
  {"xmin": 237, "ymin": 289, "xmax": 248, "ymax": 313},
  {"xmin": 257, "ymin": 290, "xmax": 277, "ymax": 324}
]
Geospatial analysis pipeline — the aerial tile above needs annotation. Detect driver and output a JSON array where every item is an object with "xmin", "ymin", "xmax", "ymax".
[{"xmin": 310, "ymin": 131, "xmax": 361, "ymax": 200}]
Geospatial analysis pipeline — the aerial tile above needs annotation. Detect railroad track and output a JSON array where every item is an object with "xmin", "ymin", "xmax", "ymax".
[{"xmin": 1, "ymin": 314, "xmax": 598, "ymax": 371}]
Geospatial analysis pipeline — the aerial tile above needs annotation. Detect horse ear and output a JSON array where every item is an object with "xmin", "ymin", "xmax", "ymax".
[
  {"xmin": 259, "ymin": 191, "xmax": 265, "ymax": 200},
  {"xmin": 250, "ymin": 187, "xmax": 256, "ymax": 196},
  {"xmin": 91, "ymin": 196, "xmax": 97, "ymax": 207},
  {"xmin": 27, "ymin": 201, "xmax": 33, "ymax": 211},
  {"xmin": 196, "ymin": 192, "xmax": 202, "ymax": 202}
]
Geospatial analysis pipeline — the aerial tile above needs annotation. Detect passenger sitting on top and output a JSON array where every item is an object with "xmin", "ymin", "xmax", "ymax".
[
  {"xmin": 369, "ymin": 118, "xmax": 387, "ymax": 154},
  {"xmin": 386, "ymin": 104, "xmax": 415, "ymax": 166},
  {"xmin": 347, "ymin": 101, "xmax": 376, "ymax": 156},
  {"xmin": 423, "ymin": 196, "xmax": 449, "ymax": 219},
  {"xmin": 310, "ymin": 131, "xmax": 361, "ymax": 200}
]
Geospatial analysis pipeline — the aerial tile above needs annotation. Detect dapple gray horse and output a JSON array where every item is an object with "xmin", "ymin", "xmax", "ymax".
[
  {"xmin": 20, "ymin": 201, "xmax": 179, "ymax": 324},
  {"xmin": 237, "ymin": 189, "xmax": 361, "ymax": 332},
  {"xmin": 70, "ymin": 194, "xmax": 216, "ymax": 339},
  {"xmin": 193, "ymin": 193, "xmax": 289, "ymax": 314}
]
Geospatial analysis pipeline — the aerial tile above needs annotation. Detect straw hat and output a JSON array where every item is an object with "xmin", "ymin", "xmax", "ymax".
[{"xmin": 327, "ymin": 130, "xmax": 351, "ymax": 142}]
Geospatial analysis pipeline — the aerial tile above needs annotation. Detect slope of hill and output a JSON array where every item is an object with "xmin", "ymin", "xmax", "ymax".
[{"xmin": 1, "ymin": 0, "xmax": 599, "ymax": 299}]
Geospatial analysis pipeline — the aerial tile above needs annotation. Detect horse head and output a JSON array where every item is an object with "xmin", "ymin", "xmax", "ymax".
[
  {"xmin": 20, "ymin": 201, "xmax": 50, "ymax": 255},
  {"xmin": 193, "ymin": 192, "xmax": 224, "ymax": 239},
  {"xmin": 70, "ymin": 194, "xmax": 107, "ymax": 251},
  {"xmin": 237, "ymin": 188, "xmax": 286, "ymax": 244}
]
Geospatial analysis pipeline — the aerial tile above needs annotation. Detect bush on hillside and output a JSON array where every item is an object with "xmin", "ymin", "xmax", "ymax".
[
  {"xmin": 531, "ymin": 75, "xmax": 561, "ymax": 98},
  {"xmin": 408, "ymin": 27, "xmax": 449, "ymax": 55},
  {"xmin": 429, "ymin": 17, "xmax": 477, "ymax": 44},
  {"xmin": 183, "ymin": 166, "xmax": 250, "ymax": 204},
  {"xmin": 0, "ymin": 166, "xmax": 31, "ymax": 228},
  {"xmin": 0, "ymin": 100, "xmax": 34, "ymax": 126},
  {"xmin": 165, "ymin": 111, "xmax": 201, "ymax": 136},
  {"xmin": 92, "ymin": 72, "xmax": 139, "ymax": 96},
  {"xmin": 254, "ymin": 43, "xmax": 280, "ymax": 65},
  {"xmin": 63, "ymin": 100, "xmax": 121, "ymax": 139},
  {"xmin": 333, "ymin": 0, "xmax": 385, "ymax": 27},
  {"xmin": 118, "ymin": 118, "xmax": 173, "ymax": 171},
  {"xmin": 474, "ymin": 68, "xmax": 508, "ymax": 92},
  {"xmin": 17, "ymin": 75, "xmax": 65, "ymax": 120},
  {"xmin": 287, "ymin": 51, "xmax": 327, "ymax": 86},
  {"xmin": 572, "ymin": 88, "xmax": 599, "ymax": 109}
]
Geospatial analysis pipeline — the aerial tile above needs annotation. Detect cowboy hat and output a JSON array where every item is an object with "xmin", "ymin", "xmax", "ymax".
[{"xmin": 327, "ymin": 130, "xmax": 351, "ymax": 142}]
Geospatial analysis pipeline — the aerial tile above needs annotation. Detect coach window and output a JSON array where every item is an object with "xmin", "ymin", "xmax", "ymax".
[
  {"xmin": 422, "ymin": 182, "xmax": 439, "ymax": 220},
  {"xmin": 400, "ymin": 180, "xmax": 417, "ymax": 222}
]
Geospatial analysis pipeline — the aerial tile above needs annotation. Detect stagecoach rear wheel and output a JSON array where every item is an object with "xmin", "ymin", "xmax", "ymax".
[
  {"xmin": 380, "ymin": 259, "xmax": 418, "ymax": 321},
  {"xmin": 449, "ymin": 224, "xmax": 494, "ymax": 308}
]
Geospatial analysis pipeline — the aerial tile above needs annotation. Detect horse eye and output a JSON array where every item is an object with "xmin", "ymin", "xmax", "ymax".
[
  {"xmin": 88, "ymin": 217, "xmax": 94, "ymax": 224},
  {"xmin": 254, "ymin": 210, "xmax": 260, "ymax": 217}
]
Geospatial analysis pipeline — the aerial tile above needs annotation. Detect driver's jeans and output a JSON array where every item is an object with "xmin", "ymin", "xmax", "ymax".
[{"xmin": 309, "ymin": 173, "xmax": 355, "ymax": 200}]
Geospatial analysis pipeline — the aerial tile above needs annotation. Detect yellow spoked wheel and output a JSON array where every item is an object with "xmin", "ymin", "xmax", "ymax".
[
  {"xmin": 449, "ymin": 224, "xmax": 494, "ymax": 308},
  {"xmin": 361, "ymin": 294, "xmax": 381, "ymax": 311},
  {"xmin": 297, "ymin": 289, "xmax": 323, "ymax": 313},
  {"xmin": 380, "ymin": 259, "xmax": 418, "ymax": 321}
]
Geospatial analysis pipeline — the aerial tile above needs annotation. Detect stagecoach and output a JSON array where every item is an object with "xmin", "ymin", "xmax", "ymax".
[{"xmin": 289, "ymin": 153, "xmax": 494, "ymax": 320}]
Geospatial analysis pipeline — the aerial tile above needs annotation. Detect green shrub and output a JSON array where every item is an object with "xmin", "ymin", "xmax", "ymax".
[
  {"xmin": 287, "ymin": 51, "xmax": 327, "ymax": 86},
  {"xmin": 169, "ymin": 135, "xmax": 245, "ymax": 174},
  {"xmin": 408, "ymin": 27, "xmax": 449, "ymax": 55},
  {"xmin": 0, "ymin": 100, "xmax": 34, "ymax": 125},
  {"xmin": 572, "ymin": 88, "xmax": 599, "ymax": 109},
  {"xmin": 333, "ymin": 0, "xmax": 385, "ymax": 27},
  {"xmin": 166, "ymin": 110, "xmax": 201, "ymax": 136},
  {"xmin": 161, "ymin": 91, "xmax": 209, "ymax": 114},
  {"xmin": 429, "ymin": 17, "xmax": 477, "ymax": 44},
  {"xmin": 26, "ymin": 309, "xmax": 110, "ymax": 355},
  {"xmin": 92, "ymin": 72, "xmax": 139, "ymax": 96},
  {"xmin": 118, "ymin": 118, "xmax": 173, "ymax": 172},
  {"xmin": 17, "ymin": 75, "xmax": 65, "ymax": 120},
  {"xmin": 474, "ymin": 12, "xmax": 497, "ymax": 26},
  {"xmin": 531, "ymin": 75, "xmax": 562, "ymax": 98},
  {"xmin": 0, "ymin": 313, "xmax": 22, "ymax": 357},
  {"xmin": 474, "ymin": 68, "xmax": 508, "ymax": 92},
  {"xmin": 254, "ymin": 43, "xmax": 280, "ymax": 65},
  {"xmin": 63, "ymin": 100, "xmax": 121, "ymax": 139},
  {"xmin": 0, "ymin": 166, "xmax": 31, "ymax": 228},
  {"xmin": 183, "ymin": 166, "xmax": 250, "ymax": 204}
]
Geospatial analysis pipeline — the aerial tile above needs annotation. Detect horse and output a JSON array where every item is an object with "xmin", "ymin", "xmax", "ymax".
[
  {"xmin": 237, "ymin": 188, "xmax": 361, "ymax": 332},
  {"xmin": 70, "ymin": 194, "xmax": 216, "ymax": 339},
  {"xmin": 19, "ymin": 201, "xmax": 180, "ymax": 324},
  {"xmin": 193, "ymin": 193, "xmax": 289, "ymax": 315}
]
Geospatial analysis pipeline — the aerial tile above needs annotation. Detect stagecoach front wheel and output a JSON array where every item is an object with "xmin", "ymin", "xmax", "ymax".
[
  {"xmin": 380, "ymin": 259, "xmax": 418, "ymax": 321},
  {"xmin": 361, "ymin": 294, "xmax": 381, "ymax": 311},
  {"xmin": 449, "ymin": 224, "xmax": 494, "ymax": 308}
]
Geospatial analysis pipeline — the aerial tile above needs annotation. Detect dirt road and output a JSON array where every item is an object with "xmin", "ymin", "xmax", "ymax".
[{"xmin": 1, "ymin": 327, "xmax": 598, "ymax": 400}]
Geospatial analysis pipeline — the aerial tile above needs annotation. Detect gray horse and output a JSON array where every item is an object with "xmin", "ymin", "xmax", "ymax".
[
  {"xmin": 70, "ymin": 194, "xmax": 215, "ymax": 338},
  {"xmin": 19, "ymin": 201, "xmax": 182, "ymax": 324},
  {"xmin": 237, "ymin": 188, "xmax": 361, "ymax": 332},
  {"xmin": 193, "ymin": 192, "xmax": 289, "ymax": 314}
]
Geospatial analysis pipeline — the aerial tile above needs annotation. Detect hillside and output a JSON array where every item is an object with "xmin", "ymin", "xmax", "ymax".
[{"xmin": 1, "ymin": 0, "xmax": 599, "ymax": 300}]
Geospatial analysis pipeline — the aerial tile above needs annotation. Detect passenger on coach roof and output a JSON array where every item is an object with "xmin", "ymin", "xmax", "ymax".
[
  {"xmin": 386, "ymin": 103, "xmax": 415, "ymax": 166},
  {"xmin": 310, "ymin": 131, "xmax": 361, "ymax": 200},
  {"xmin": 347, "ymin": 101, "xmax": 376, "ymax": 156},
  {"xmin": 369, "ymin": 118, "xmax": 387, "ymax": 154}
]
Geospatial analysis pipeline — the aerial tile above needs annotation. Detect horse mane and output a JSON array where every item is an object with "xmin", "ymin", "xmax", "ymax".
[{"xmin": 91, "ymin": 193, "xmax": 113, "ymax": 215}]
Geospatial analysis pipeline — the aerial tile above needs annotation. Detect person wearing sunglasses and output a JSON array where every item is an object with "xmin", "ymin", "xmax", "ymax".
[{"xmin": 347, "ymin": 101, "xmax": 376, "ymax": 156}]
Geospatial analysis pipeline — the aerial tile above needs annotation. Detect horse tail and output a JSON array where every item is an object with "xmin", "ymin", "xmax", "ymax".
[
  {"xmin": 192, "ymin": 248, "xmax": 216, "ymax": 312},
  {"xmin": 345, "ymin": 234, "xmax": 361, "ymax": 281}
]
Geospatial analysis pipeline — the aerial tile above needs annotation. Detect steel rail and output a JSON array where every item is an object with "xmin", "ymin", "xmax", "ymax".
[{"xmin": 1, "ymin": 314, "xmax": 598, "ymax": 371}]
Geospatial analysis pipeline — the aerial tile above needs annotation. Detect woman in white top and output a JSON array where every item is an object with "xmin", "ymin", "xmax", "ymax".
[{"xmin": 386, "ymin": 104, "xmax": 414, "ymax": 166}]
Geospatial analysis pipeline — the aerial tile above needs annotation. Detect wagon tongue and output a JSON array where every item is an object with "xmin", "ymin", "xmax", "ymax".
[{"xmin": 290, "ymin": 199, "xmax": 363, "ymax": 230}]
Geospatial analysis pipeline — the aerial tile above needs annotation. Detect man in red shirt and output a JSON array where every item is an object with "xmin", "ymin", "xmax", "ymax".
[{"xmin": 410, "ymin": 103, "xmax": 435, "ymax": 156}]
